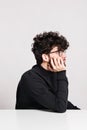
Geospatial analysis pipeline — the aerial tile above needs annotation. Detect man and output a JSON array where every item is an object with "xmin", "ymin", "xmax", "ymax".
[{"xmin": 15, "ymin": 31, "xmax": 80, "ymax": 112}]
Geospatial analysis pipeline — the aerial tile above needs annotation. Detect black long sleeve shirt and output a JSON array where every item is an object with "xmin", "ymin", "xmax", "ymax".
[{"xmin": 16, "ymin": 65, "xmax": 79, "ymax": 112}]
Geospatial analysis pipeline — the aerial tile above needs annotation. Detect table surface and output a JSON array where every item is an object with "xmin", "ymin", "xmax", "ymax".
[{"xmin": 0, "ymin": 110, "xmax": 87, "ymax": 130}]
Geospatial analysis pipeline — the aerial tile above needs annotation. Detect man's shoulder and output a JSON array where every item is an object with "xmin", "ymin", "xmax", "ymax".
[{"xmin": 21, "ymin": 65, "xmax": 39, "ymax": 79}]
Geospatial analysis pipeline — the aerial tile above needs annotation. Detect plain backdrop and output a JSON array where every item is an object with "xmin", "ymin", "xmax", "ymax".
[{"xmin": 0, "ymin": 0, "xmax": 87, "ymax": 109}]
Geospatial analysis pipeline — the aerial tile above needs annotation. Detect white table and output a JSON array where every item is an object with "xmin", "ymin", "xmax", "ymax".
[{"xmin": 0, "ymin": 110, "xmax": 87, "ymax": 130}]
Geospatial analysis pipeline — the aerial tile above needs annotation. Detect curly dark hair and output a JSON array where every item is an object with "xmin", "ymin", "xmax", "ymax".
[{"xmin": 31, "ymin": 31, "xmax": 69, "ymax": 65}]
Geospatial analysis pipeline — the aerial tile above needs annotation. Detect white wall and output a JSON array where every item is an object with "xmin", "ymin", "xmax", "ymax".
[{"xmin": 0, "ymin": 0, "xmax": 87, "ymax": 109}]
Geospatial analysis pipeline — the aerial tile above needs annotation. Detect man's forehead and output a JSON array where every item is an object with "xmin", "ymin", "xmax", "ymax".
[
  {"xmin": 51, "ymin": 46, "xmax": 64, "ymax": 52},
  {"xmin": 51, "ymin": 46, "xmax": 58, "ymax": 51}
]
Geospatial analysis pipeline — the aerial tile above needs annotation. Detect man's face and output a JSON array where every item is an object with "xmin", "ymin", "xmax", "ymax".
[{"xmin": 48, "ymin": 46, "xmax": 66, "ymax": 64}]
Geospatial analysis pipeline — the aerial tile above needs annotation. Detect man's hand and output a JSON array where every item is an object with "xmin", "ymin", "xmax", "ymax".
[{"xmin": 47, "ymin": 57, "xmax": 66, "ymax": 72}]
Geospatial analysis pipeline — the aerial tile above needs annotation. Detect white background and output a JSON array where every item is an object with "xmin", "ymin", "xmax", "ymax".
[{"xmin": 0, "ymin": 0, "xmax": 87, "ymax": 109}]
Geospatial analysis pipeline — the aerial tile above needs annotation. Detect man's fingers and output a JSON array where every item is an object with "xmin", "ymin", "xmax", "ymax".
[
  {"xmin": 60, "ymin": 58, "xmax": 66, "ymax": 67},
  {"xmin": 53, "ymin": 58, "xmax": 59, "ymax": 67},
  {"xmin": 50, "ymin": 58, "xmax": 56, "ymax": 69},
  {"xmin": 49, "ymin": 57, "xmax": 66, "ymax": 72},
  {"xmin": 57, "ymin": 57, "xmax": 62, "ymax": 67}
]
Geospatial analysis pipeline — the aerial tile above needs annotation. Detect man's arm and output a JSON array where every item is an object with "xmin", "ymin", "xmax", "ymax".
[{"xmin": 20, "ymin": 71, "xmax": 68, "ymax": 113}]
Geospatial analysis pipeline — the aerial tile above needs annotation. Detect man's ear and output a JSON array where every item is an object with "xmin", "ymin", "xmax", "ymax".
[{"xmin": 42, "ymin": 54, "xmax": 49, "ymax": 62}]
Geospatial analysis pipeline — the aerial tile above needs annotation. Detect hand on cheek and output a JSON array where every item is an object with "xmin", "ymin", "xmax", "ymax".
[{"xmin": 48, "ymin": 56, "xmax": 66, "ymax": 72}]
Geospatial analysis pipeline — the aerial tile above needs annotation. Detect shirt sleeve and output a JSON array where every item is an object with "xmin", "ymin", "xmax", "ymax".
[{"xmin": 21, "ymin": 70, "xmax": 68, "ymax": 113}]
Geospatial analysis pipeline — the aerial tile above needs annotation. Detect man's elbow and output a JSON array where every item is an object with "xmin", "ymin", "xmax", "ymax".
[{"xmin": 55, "ymin": 106, "xmax": 67, "ymax": 113}]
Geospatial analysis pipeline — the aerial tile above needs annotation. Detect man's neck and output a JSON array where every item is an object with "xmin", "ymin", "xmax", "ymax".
[{"xmin": 41, "ymin": 62, "xmax": 48, "ymax": 71}]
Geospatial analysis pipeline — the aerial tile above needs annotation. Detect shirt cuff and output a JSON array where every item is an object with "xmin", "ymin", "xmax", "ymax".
[{"xmin": 57, "ymin": 70, "xmax": 67, "ymax": 80}]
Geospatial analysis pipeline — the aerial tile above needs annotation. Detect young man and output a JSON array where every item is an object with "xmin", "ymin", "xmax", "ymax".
[{"xmin": 15, "ymin": 31, "xmax": 80, "ymax": 112}]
